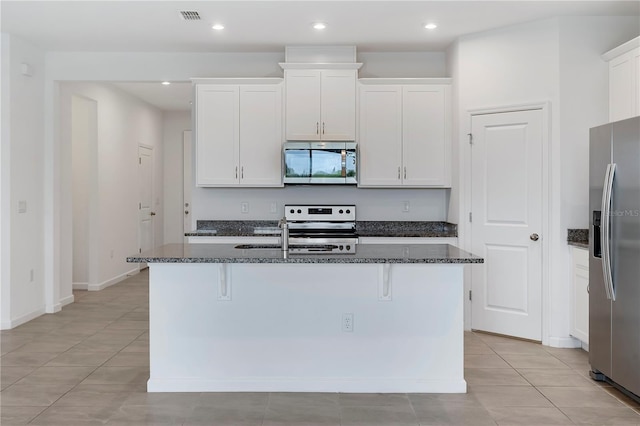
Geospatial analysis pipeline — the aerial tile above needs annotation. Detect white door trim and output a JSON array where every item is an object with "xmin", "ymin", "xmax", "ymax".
[
  {"xmin": 460, "ymin": 101, "xmax": 551, "ymax": 345},
  {"xmin": 138, "ymin": 144, "xmax": 154, "ymax": 271}
]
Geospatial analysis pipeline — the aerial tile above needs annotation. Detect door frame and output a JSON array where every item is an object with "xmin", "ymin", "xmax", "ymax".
[
  {"xmin": 138, "ymin": 143, "xmax": 154, "ymax": 270},
  {"xmin": 460, "ymin": 101, "xmax": 551, "ymax": 344}
]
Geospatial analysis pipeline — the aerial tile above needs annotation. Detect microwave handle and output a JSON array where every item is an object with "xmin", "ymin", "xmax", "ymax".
[{"xmin": 341, "ymin": 149, "xmax": 347, "ymax": 177}]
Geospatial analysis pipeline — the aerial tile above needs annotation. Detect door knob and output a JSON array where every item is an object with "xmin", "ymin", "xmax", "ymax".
[
  {"xmin": 185, "ymin": 211, "xmax": 189, "ymax": 215},
  {"xmin": 530, "ymin": 233, "xmax": 539, "ymax": 241},
  {"xmin": 150, "ymin": 212, "xmax": 156, "ymax": 216}
]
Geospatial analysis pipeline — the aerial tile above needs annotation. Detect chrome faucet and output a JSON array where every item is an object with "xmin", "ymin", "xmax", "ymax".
[{"xmin": 279, "ymin": 216, "xmax": 289, "ymax": 251}]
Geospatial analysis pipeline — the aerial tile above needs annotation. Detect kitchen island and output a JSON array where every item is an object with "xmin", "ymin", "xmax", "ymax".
[{"xmin": 127, "ymin": 243, "xmax": 482, "ymax": 393}]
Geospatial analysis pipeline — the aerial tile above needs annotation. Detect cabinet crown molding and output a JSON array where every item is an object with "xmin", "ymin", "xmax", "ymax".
[
  {"xmin": 279, "ymin": 62, "xmax": 363, "ymax": 70},
  {"xmin": 359, "ymin": 78, "xmax": 452, "ymax": 85},
  {"xmin": 602, "ymin": 36, "xmax": 640, "ymax": 62},
  {"xmin": 191, "ymin": 78, "xmax": 283, "ymax": 85}
]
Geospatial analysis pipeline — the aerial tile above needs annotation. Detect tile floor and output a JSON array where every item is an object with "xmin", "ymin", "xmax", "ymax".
[{"xmin": 1, "ymin": 269, "xmax": 639, "ymax": 425}]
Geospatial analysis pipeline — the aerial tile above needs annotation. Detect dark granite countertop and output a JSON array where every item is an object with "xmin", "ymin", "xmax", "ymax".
[
  {"xmin": 127, "ymin": 243, "xmax": 482, "ymax": 264},
  {"xmin": 185, "ymin": 220, "xmax": 457, "ymax": 238},
  {"xmin": 568, "ymin": 229, "xmax": 589, "ymax": 249}
]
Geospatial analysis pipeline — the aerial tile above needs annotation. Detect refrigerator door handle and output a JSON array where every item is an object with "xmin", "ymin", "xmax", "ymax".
[{"xmin": 601, "ymin": 163, "xmax": 616, "ymax": 301}]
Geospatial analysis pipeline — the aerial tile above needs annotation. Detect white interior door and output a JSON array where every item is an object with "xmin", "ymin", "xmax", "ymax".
[
  {"xmin": 470, "ymin": 109, "xmax": 543, "ymax": 341},
  {"xmin": 183, "ymin": 130, "xmax": 192, "ymax": 238},
  {"xmin": 139, "ymin": 145, "xmax": 154, "ymax": 266}
]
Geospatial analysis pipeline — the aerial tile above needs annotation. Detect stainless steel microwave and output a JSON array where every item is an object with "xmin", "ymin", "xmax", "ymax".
[{"xmin": 283, "ymin": 142, "xmax": 357, "ymax": 184}]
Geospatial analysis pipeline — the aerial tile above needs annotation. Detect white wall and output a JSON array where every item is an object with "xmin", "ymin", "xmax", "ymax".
[
  {"xmin": 0, "ymin": 33, "xmax": 47, "ymax": 329},
  {"xmin": 451, "ymin": 16, "xmax": 639, "ymax": 346},
  {"xmin": 358, "ymin": 52, "xmax": 446, "ymax": 78},
  {"xmin": 59, "ymin": 82, "xmax": 164, "ymax": 291},
  {"xmin": 163, "ymin": 111, "xmax": 192, "ymax": 244}
]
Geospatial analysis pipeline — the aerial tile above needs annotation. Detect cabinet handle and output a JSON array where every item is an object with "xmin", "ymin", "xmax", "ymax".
[
  {"xmin": 241, "ymin": 167, "xmax": 244, "ymax": 179},
  {"xmin": 404, "ymin": 167, "xmax": 407, "ymax": 179},
  {"xmin": 322, "ymin": 122, "xmax": 325, "ymax": 134},
  {"xmin": 398, "ymin": 166, "xmax": 401, "ymax": 179},
  {"xmin": 316, "ymin": 122, "xmax": 319, "ymax": 135},
  {"xmin": 235, "ymin": 166, "xmax": 238, "ymax": 179}
]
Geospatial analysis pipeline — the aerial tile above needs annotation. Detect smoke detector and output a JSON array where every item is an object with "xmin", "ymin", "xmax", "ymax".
[{"xmin": 179, "ymin": 11, "xmax": 201, "ymax": 21}]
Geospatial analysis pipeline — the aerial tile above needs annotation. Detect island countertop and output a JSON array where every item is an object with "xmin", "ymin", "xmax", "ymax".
[{"xmin": 127, "ymin": 243, "xmax": 483, "ymax": 264}]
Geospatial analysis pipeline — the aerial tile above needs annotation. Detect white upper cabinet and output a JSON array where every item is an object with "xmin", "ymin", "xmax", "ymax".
[
  {"xmin": 604, "ymin": 37, "xmax": 640, "ymax": 122},
  {"xmin": 358, "ymin": 80, "xmax": 451, "ymax": 188},
  {"xmin": 285, "ymin": 69, "xmax": 357, "ymax": 140},
  {"xmin": 195, "ymin": 80, "xmax": 283, "ymax": 187}
]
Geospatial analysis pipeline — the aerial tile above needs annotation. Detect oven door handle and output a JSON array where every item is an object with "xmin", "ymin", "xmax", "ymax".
[{"xmin": 341, "ymin": 149, "xmax": 347, "ymax": 177}]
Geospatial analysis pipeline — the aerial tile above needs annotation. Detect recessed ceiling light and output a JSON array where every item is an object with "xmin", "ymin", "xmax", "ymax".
[
  {"xmin": 424, "ymin": 23, "xmax": 438, "ymax": 30},
  {"xmin": 313, "ymin": 22, "xmax": 327, "ymax": 30},
  {"xmin": 212, "ymin": 24, "xmax": 225, "ymax": 30},
  {"xmin": 161, "ymin": 81, "xmax": 171, "ymax": 85}
]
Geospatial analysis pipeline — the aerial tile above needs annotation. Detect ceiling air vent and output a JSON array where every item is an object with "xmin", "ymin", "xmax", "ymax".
[{"xmin": 179, "ymin": 11, "xmax": 201, "ymax": 21}]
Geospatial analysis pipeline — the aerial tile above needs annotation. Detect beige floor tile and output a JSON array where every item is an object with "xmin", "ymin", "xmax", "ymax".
[
  {"xmin": 15, "ymin": 366, "xmax": 95, "ymax": 386},
  {"xmin": 413, "ymin": 405, "xmax": 496, "ymax": 426},
  {"xmin": 198, "ymin": 391, "xmax": 269, "ymax": 407},
  {"xmin": 103, "ymin": 352, "xmax": 149, "ymax": 367},
  {"xmin": 487, "ymin": 406, "xmax": 573, "ymax": 425},
  {"xmin": 121, "ymin": 391, "xmax": 202, "ymax": 407},
  {"xmin": 45, "ymin": 350, "xmax": 116, "ymax": 367},
  {"xmin": 54, "ymin": 388, "xmax": 133, "ymax": 406},
  {"xmin": 537, "ymin": 386, "xmax": 628, "ymax": 408},
  {"xmin": 340, "ymin": 404, "xmax": 418, "ymax": 426},
  {"xmin": 408, "ymin": 392, "xmax": 484, "ymax": 408},
  {"xmin": 338, "ymin": 393, "xmax": 410, "ymax": 407},
  {"xmin": 263, "ymin": 403, "xmax": 341, "ymax": 425},
  {"xmin": 465, "ymin": 354, "xmax": 512, "ymax": 369},
  {"xmin": 488, "ymin": 341, "xmax": 548, "ymax": 355},
  {"xmin": 30, "ymin": 404, "xmax": 124, "ymax": 425},
  {"xmin": 517, "ymin": 368, "xmax": 597, "ymax": 387},
  {"xmin": 107, "ymin": 403, "xmax": 191, "ymax": 425},
  {"xmin": 602, "ymin": 386, "xmax": 640, "ymax": 408},
  {"xmin": 0, "ymin": 406, "xmax": 47, "ymax": 425},
  {"xmin": 0, "ymin": 384, "xmax": 74, "ymax": 407},
  {"xmin": 560, "ymin": 406, "xmax": 640, "ymax": 425},
  {"xmin": 184, "ymin": 405, "xmax": 265, "ymax": 426},
  {"xmin": 470, "ymin": 385, "xmax": 553, "ymax": 408},
  {"xmin": 0, "ymin": 366, "xmax": 37, "ymax": 390},
  {"xmin": 119, "ymin": 340, "xmax": 149, "ymax": 353},
  {"xmin": 499, "ymin": 353, "xmax": 570, "ymax": 369},
  {"xmin": 271, "ymin": 392, "xmax": 339, "ymax": 407},
  {"xmin": 81, "ymin": 366, "xmax": 149, "ymax": 385},
  {"xmin": 465, "ymin": 368, "xmax": 530, "ymax": 386},
  {"xmin": 0, "ymin": 351, "xmax": 60, "ymax": 367}
]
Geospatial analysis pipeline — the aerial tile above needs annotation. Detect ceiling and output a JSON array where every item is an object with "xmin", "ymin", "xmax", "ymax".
[{"xmin": 3, "ymin": 1, "xmax": 638, "ymax": 111}]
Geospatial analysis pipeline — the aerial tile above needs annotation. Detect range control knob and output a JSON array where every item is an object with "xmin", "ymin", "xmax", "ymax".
[
  {"xmin": 346, "ymin": 209, "xmax": 351, "ymax": 214},
  {"xmin": 339, "ymin": 209, "xmax": 344, "ymax": 214},
  {"xmin": 297, "ymin": 209, "xmax": 302, "ymax": 214},
  {"xmin": 290, "ymin": 209, "xmax": 295, "ymax": 214},
  {"xmin": 339, "ymin": 245, "xmax": 344, "ymax": 250}
]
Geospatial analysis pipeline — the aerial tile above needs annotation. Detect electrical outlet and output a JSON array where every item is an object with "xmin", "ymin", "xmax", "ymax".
[
  {"xmin": 342, "ymin": 313, "xmax": 354, "ymax": 332},
  {"xmin": 241, "ymin": 202, "xmax": 249, "ymax": 213},
  {"xmin": 402, "ymin": 201, "xmax": 410, "ymax": 213}
]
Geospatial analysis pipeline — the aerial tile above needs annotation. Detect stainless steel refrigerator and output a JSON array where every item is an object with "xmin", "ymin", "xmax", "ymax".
[{"xmin": 589, "ymin": 116, "xmax": 640, "ymax": 399}]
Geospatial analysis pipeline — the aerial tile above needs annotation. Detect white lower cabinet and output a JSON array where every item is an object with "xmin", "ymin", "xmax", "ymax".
[
  {"xmin": 188, "ymin": 237, "xmax": 279, "ymax": 245},
  {"xmin": 570, "ymin": 247, "xmax": 589, "ymax": 345},
  {"xmin": 359, "ymin": 237, "xmax": 458, "ymax": 246},
  {"xmin": 195, "ymin": 80, "xmax": 283, "ymax": 187}
]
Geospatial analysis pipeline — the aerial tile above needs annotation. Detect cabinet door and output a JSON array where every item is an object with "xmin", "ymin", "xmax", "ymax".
[
  {"xmin": 609, "ymin": 48, "xmax": 639, "ymax": 122},
  {"xmin": 239, "ymin": 85, "xmax": 283, "ymax": 187},
  {"xmin": 402, "ymin": 85, "xmax": 450, "ymax": 187},
  {"xmin": 196, "ymin": 85, "xmax": 240, "ymax": 186},
  {"xmin": 320, "ymin": 70, "xmax": 357, "ymax": 140},
  {"xmin": 285, "ymin": 70, "xmax": 321, "ymax": 140},
  {"xmin": 358, "ymin": 85, "xmax": 403, "ymax": 187},
  {"xmin": 571, "ymin": 247, "xmax": 589, "ymax": 344}
]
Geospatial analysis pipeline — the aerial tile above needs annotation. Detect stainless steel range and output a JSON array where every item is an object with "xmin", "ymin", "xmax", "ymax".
[{"xmin": 284, "ymin": 204, "xmax": 358, "ymax": 253}]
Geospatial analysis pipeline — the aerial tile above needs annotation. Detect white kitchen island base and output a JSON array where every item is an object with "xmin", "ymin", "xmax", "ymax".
[{"xmin": 147, "ymin": 261, "xmax": 466, "ymax": 393}]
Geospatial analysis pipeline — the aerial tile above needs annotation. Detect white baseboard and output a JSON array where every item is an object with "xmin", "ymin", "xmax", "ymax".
[
  {"xmin": 0, "ymin": 306, "xmax": 46, "ymax": 330},
  {"xmin": 60, "ymin": 294, "xmax": 75, "ymax": 307},
  {"xmin": 45, "ymin": 303, "xmax": 62, "ymax": 314},
  {"xmin": 548, "ymin": 336, "xmax": 582, "ymax": 348},
  {"xmin": 73, "ymin": 282, "xmax": 88, "ymax": 290},
  {"xmin": 88, "ymin": 267, "xmax": 139, "ymax": 291},
  {"xmin": 147, "ymin": 378, "xmax": 467, "ymax": 393}
]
